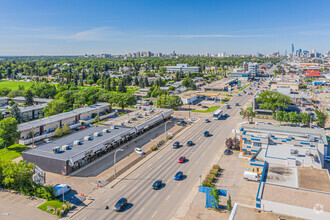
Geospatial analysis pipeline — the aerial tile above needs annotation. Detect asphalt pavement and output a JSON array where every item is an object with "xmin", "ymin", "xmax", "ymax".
[{"xmin": 72, "ymin": 84, "xmax": 259, "ymax": 220}]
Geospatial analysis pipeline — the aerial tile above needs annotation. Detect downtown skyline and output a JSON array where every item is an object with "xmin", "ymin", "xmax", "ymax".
[{"xmin": 1, "ymin": 0, "xmax": 330, "ymax": 55}]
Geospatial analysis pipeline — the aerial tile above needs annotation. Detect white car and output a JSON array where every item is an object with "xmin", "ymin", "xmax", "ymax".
[
  {"xmin": 44, "ymin": 138, "xmax": 52, "ymax": 143},
  {"xmin": 134, "ymin": 148, "xmax": 145, "ymax": 155}
]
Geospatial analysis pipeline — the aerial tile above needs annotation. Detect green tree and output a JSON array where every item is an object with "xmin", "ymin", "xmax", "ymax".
[
  {"xmin": 134, "ymin": 77, "xmax": 139, "ymax": 86},
  {"xmin": 43, "ymin": 100, "xmax": 68, "ymax": 117},
  {"xmin": 94, "ymin": 115, "xmax": 100, "ymax": 123},
  {"xmin": 54, "ymin": 127, "xmax": 63, "ymax": 137},
  {"xmin": 168, "ymin": 86, "xmax": 175, "ymax": 91},
  {"xmin": 87, "ymin": 75, "xmax": 94, "ymax": 86},
  {"xmin": 111, "ymin": 79, "xmax": 117, "ymax": 91},
  {"xmin": 256, "ymin": 91, "xmax": 291, "ymax": 112},
  {"xmin": 105, "ymin": 78, "xmax": 112, "ymax": 91},
  {"xmin": 9, "ymin": 103, "xmax": 23, "ymax": 123},
  {"xmin": 315, "ymin": 108, "xmax": 327, "ymax": 128},
  {"xmin": 24, "ymin": 90, "xmax": 34, "ymax": 106},
  {"xmin": 117, "ymin": 80, "xmax": 127, "ymax": 93},
  {"xmin": 0, "ymin": 117, "xmax": 20, "ymax": 147},
  {"xmin": 239, "ymin": 107, "xmax": 256, "ymax": 122},
  {"xmin": 227, "ymin": 194, "xmax": 232, "ymax": 211},
  {"xmin": 300, "ymin": 112, "xmax": 312, "ymax": 125},
  {"xmin": 62, "ymin": 123, "xmax": 71, "ymax": 135},
  {"xmin": 289, "ymin": 112, "xmax": 300, "ymax": 124}
]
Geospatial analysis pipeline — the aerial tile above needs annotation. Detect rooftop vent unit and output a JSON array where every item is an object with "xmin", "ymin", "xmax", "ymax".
[
  {"xmin": 73, "ymin": 140, "xmax": 82, "ymax": 145},
  {"xmin": 290, "ymin": 149, "xmax": 299, "ymax": 155},
  {"xmin": 268, "ymin": 133, "xmax": 272, "ymax": 138},
  {"xmin": 53, "ymin": 146, "xmax": 61, "ymax": 154},
  {"xmin": 61, "ymin": 145, "xmax": 70, "ymax": 151},
  {"xmin": 308, "ymin": 136, "xmax": 316, "ymax": 142},
  {"xmin": 84, "ymin": 136, "xmax": 92, "ymax": 141},
  {"xmin": 288, "ymin": 135, "xmax": 293, "ymax": 139},
  {"xmin": 111, "ymin": 125, "xmax": 118, "ymax": 129},
  {"xmin": 125, "ymin": 120, "xmax": 131, "ymax": 124},
  {"xmin": 142, "ymin": 113, "xmax": 147, "ymax": 116},
  {"xmin": 102, "ymin": 128, "xmax": 110, "ymax": 133},
  {"xmin": 138, "ymin": 115, "xmax": 142, "ymax": 118}
]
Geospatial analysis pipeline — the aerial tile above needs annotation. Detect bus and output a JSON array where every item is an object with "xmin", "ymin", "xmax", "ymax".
[{"xmin": 213, "ymin": 109, "xmax": 223, "ymax": 120}]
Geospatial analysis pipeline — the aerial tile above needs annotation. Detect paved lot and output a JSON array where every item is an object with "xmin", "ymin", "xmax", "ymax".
[
  {"xmin": 216, "ymin": 151, "xmax": 259, "ymax": 207},
  {"xmin": 0, "ymin": 190, "xmax": 53, "ymax": 220}
]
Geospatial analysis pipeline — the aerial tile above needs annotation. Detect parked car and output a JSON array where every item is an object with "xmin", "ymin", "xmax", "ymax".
[
  {"xmin": 152, "ymin": 180, "xmax": 162, "ymax": 190},
  {"xmin": 174, "ymin": 171, "xmax": 183, "ymax": 180},
  {"xmin": 113, "ymin": 198, "xmax": 127, "ymax": 212},
  {"xmin": 235, "ymin": 103, "xmax": 239, "ymax": 106},
  {"xmin": 202, "ymin": 106, "xmax": 209, "ymax": 109},
  {"xmin": 223, "ymin": 113, "xmax": 228, "ymax": 118},
  {"xmin": 227, "ymin": 105, "xmax": 230, "ymax": 109},
  {"xmin": 238, "ymin": 93, "xmax": 241, "ymax": 96},
  {"xmin": 205, "ymin": 119, "xmax": 210, "ymax": 123},
  {"xmin": 75, "ymin": 127, "xmax": 82, "ymax": 131},
  {"xmin": 197, "ymin": 103, "xmax": 202, "ymax": 106},
  {"xmin": 178, "ymin": 157, "xmax": 186, "ymax": 163},
  {"xmin": 204, "ymin": 131, "xmax": 209, "ymax": 137},
  {"xmin": 173, "ymin": 141, "xmax": 180, "ymax": 148},
  {"xmin": 44, "ymin": 138, "xmax": 52, "ymax": 143},
  {"xmin": 224, "ymin": 149, "xmax": 231, "ymax": 155},
  {"xmin": 134, "ymin": 148, "xmax": 145, "ymax": 155},
  {"xmin": 187, "ymin": 141, "xmax": 193, "ymax": 146},
  {"xmin": 53, "ymin": 184, "xmax": 71, "ymax": 197}
]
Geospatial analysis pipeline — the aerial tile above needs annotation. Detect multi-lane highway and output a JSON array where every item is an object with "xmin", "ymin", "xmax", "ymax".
[{"xmin": 73, "ymin": 82, "xmax": 262, "ymax": 220}]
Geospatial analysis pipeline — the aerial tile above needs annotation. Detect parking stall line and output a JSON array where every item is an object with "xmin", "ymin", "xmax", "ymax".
[
  {"xmin": 152, "ymin": 211, "xmax": 157, "ymax": 218},
  {"xmin": 17, "ymin": 197, "xmax": 29, "ymax": 204},
  {"xmin": 137, "ymin": 207, "xmax": 144, "ymax": 216},
  {"xmin": 148, "ymin": 163, "xmax": 153, "ymax": 167},
  {"xmin": 4, "ymin": 193, "xmax": 16, "ymax": 200},
  {"xmin": 26, "ymin": 198, "xmax": 39, "ymax": 207},
  {"xmin": 0, "ymin": 192, "xmax": 9, "ymax": 197},
  {"xmin": 103, "ymin": 199, "xmax": 109, "ymax": 204},
  {"xmin": 12, "ymin": 194, "xmax": 23, "ymax": 201},
  {"xmin": 165, "ymin": 195, "xmax": 171, "ymax": 200}
]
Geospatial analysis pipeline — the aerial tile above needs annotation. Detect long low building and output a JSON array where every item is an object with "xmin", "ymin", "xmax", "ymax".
[
  {"xmin": 18, "ymin": 103, "xmax": 111, "ymax": 144},
  {"xmin": 20, "ymin": 103, "xmax": 48, "ymax": 122},
  {"xmin": 22, "ymin": 108, "xmax": 174, "ymax": 175}
]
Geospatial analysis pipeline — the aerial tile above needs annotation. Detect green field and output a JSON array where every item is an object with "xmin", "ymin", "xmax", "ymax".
[
  {"xmin": 0, "ymin": 80, "xmax": 35, "ymax": 90},
  {"xmin": 192, "ymin": 106, "xmax": 220, "ymax": 113},
  {"xmin": 0, "ymin": 144, "xmax": 29, "ymax": 160}
]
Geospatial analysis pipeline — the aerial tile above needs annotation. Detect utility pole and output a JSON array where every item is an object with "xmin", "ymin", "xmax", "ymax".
[{"xmin": 114, "ymin": 149, "xmax": 123, "ymax": 179}]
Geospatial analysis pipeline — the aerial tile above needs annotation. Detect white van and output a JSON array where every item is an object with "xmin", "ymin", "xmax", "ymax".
[
  {"xmin": 243, "ymin": 171, "xmax": 260, "ymax": 182},
  {"xmin": 53, "ymin": 184, "xmax": 71, "ymax": 197}
]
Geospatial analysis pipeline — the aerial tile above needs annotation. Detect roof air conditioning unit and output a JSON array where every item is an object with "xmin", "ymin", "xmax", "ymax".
[
  {"xmin": 290, "ymin": 149, "xmax": 299, "ymax": 155},
  {"xmin": 308, "ymin": 136, "xmax": 316, "ymax": 142},
  {"xmin": 53, "ymin": 146, "xmax": 61, "ymax": 154},
  {"xmin": 125, "ymin": 120, "xmax": 130, "ymax": 123},
  {"xmin": 268, "ymin": 133, "xmax": 272, "ymax": 138}
]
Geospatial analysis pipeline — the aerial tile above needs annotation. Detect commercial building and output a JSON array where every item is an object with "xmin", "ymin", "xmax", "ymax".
[
  {"xmin": 203, "ymin": 78, "xmax": 237, "ymax": 92},
  {"xmin": 240, "ymin": 123, "xmax": 327, "ymax": 167},
  {"xmin": 11, "ymin": 96, "xmax": 54, "ymax": 104},
  {"xmin": 270, "ymin": 77, "xmax": 299, "ymax": 91},
  {"xmin": 179, "ymin": 91, "xmax": 199, "ymax": 104},
  {"xmin": 229, "ymin": 69, "xmax": 251, "ymax": 81},
  {"xmin": 165, "ymin": 64, "xmax": 201, "ymax": 74},
  {"xmin": 22, "ymin": 108, "xmax": 173, "ymax": 175},
  {"xmin": 18, "ymin": 103, "xmax": 111, "ymax": 145},
  {"xmin": 243, "ymin": 62, "xmax": 259, "ymax": 76}
]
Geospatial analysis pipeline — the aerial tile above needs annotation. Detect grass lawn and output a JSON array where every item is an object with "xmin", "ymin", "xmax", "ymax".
[
  {"xmin": 239, "ymin": 83, "xmax": 251, "ymax": 91},
  {"xmin": 38, "ymin": 200, "xmax": 64, "ymax": 215},
  {"xmin": 0, "ymin": 80, "xmax": 35, "ymax": 90},
  {"xmin": 192, "ymin": 106, "xmax": 219, "ymax": 113},
  {"xmin": 0, "ymin": 144, "xmax": 29, "ymax": 160}
]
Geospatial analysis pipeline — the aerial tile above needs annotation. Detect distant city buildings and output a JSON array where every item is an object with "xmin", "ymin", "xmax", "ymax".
[{"xmin": 165, "ymin": 64, "xmax": 201, "ymax": 74}]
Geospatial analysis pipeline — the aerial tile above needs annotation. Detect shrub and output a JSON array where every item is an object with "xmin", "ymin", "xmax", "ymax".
[
  {"xmin": 212, "ymin": 164, "xmax": 220, "ymax": 171},
  {"xmin": 227, "ymin": 194, "xmax": 232, "ymax": 211},
  {"xmin": 210, "ymin": 169, "xmax": 218, "ymax": 176},
  {"xmin": 150, "ymin": 145, "xmax": 158, "ymax": 151}
]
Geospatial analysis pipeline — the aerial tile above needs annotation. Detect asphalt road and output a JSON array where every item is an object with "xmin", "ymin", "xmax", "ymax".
[{"xmin": 72, "ymin": 83, "xmax": 260, "ymax": 220}]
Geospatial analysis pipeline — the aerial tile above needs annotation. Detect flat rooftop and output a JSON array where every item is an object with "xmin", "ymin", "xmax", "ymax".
[
  {"xmin": 23, "ymin": 125, "xmax": 131, "ymax": 161},
  {"xmin": 233, "ymin": 204, "xmax": 306, "ymax": 220},
  {"xmin": 262, "ymin": 183, "xmax": 330, "ymax": 212},
  {"xmin": 266, "ymin": 164, "xmax": 298, "ymax": 188},
  {"xmin": 19, "ymin": 103, "xmax": 48, "ymax": 113},
  {"xmin": 297, "ymin": 167, "xmax": 330, "ymax": 193}
]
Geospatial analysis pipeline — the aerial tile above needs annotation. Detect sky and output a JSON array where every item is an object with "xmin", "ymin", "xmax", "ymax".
[{"xmin": 1, "ymin": 0, "xmax": 330, "ymax": 56}]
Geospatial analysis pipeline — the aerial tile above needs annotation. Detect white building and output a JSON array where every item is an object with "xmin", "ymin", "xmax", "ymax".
[{"xmin": 165, "ymin": 64, "xmax": 200, "ymax": 74}]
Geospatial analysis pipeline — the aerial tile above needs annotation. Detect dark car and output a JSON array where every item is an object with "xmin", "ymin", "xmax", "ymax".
[
  {"xmin": 75, "ymin": 127, "xmax": 82, "ymax": 131},
  {"xmin": 204, "ymin": 131, "xmax": 209, "ymax": 137},
  {"xmin": 202, "ymin": 106, "xmax": 209, "ymax": 109},
  {"xmin": 197, "ymin": 103, "xmax": 202, "ymax": 106},
  {"xmin": 174, "ymin": 171, "xmax": 183, "ymax": 180},
  {"xmin": 152, "ymin": 180, "xmax": 162, "ymax": 190},
  {"xmin": 113, "ymin": 198, "xmax": 127, "ymax": 212},
  {"xmin": 173, "ymin": 141, "xmax": 180, "ymax": 148},
  {"xmin": 227, "ymin": 105, "xmax": 231, "ymax": 109},
  {"xmin": 235, "ymin": 103, "xmax": 239, "ymax": 106},
  {"xmin": 223, "ymin": 113, "xmax": 228, "ymax": 118},
  {"xmin": 224, "ymin": 149, "xmax": 231, "ymax": 155},
  {"xmin": 205, "ymin": 119, "xmax": 210, "ymax": 123},
  {"xmin": 187, "ymin": 141, "xmax": 193, "ymax": 146}
]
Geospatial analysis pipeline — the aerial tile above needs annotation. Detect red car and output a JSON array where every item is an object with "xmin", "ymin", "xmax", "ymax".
[
  {"xmin": 81, "ymin": 126, "xmax": 86, "ymax": 129},
  {"xmin": 178, "ymin": 157, "xmax": 186, "ymax": 163}
]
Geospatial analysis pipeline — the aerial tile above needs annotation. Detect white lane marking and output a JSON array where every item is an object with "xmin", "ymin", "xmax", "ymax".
[
  {"xmin": 103, "ymin": 199, "xmax": 109, "ymax": 204},
  {"xmin": 178, "ymin": 182, "xmax": 181, "ymax": 186},
  {"xmin": 158, "ymin": 155, "xmax": 163, "ymax": 159},
  {"xmin": 152, "ymin": 211, "xmax": 158, "ymax": 218},
  {"xmin": 119, "ymin": 185, "xmax": 126, "ymax": 191},
  {"xmin": 136, "ymin": 173, "xmax": 140, "ymax": 178},
  {"xmin": 148, "ymin": 163, "xmax": 152, "ymax": 167},
  {"xmin": 165, "ymin": 195, "xmax": 171, "ymax": 200},
  {"xmin": 187, "ymin": 170, "xmax": 191, "ymax": 174},
  {"xmin": 137, "ymin": 207, "xmax": 145, "ymax": 215}
]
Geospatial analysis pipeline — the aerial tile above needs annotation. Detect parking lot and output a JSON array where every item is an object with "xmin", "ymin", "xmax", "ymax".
[
  {"xmin": 0, "ymin": 190, "xmax": 54, "ymax": 220},
  {"xmin": 216, "ymin": 151, "xmax": 259, "ymax": 207}
]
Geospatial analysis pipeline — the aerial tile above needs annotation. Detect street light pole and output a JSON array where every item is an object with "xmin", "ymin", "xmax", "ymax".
[
  {"xmin": 114, "ymin": 149, "xmax": 123, "ymax": 179},
  {"xmin": 164, "ymin": 120, "xmax": 172, "ymax": 141}
]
